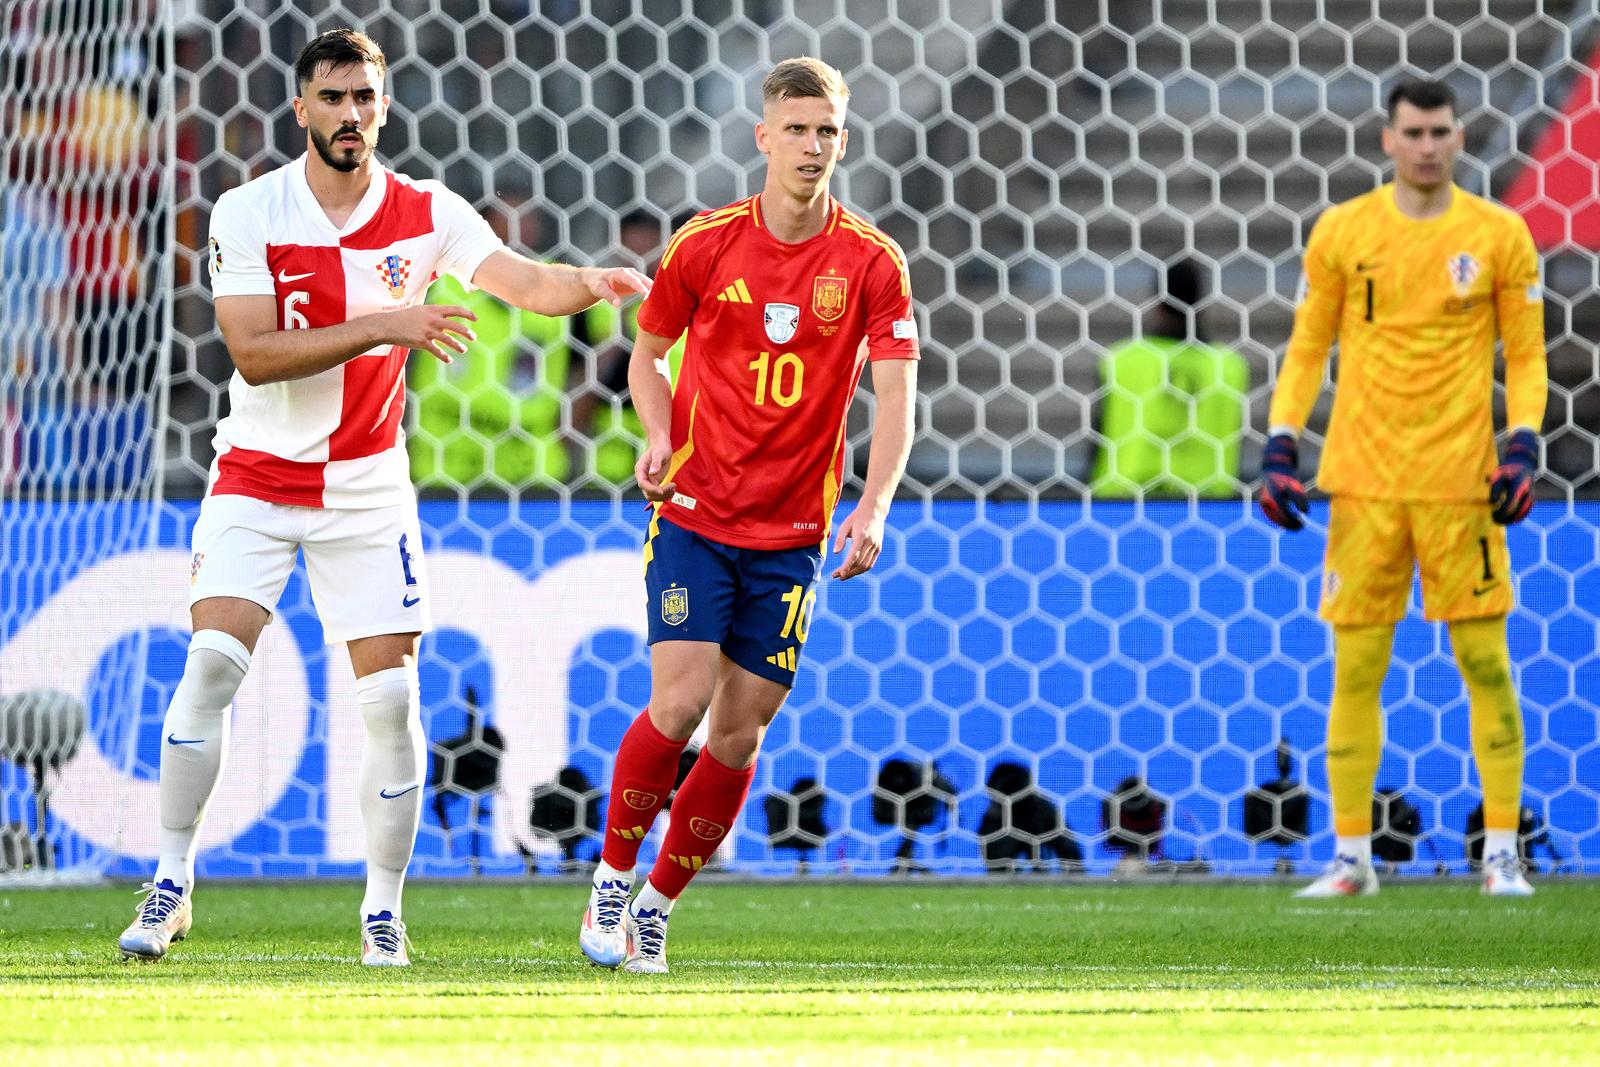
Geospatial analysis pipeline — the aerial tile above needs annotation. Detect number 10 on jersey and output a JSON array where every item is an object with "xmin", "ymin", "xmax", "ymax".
[{"xmin": 749, "ymin": 352, "xmax": 804, "ymax": 407}]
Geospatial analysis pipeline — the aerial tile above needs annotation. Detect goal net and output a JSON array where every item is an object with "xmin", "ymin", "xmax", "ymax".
[{"xmin": 2, "ymin": 0, "xmax": 1596, "ymax": 879}]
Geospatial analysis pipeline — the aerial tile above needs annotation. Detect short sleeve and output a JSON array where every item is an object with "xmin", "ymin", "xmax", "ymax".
[
  {"xmin": 207, "ymin": 188, "xmax": 274, "ymax": 298},
  {"xmin": 635, "ymin": 217, "xmax": 704, "ymax": 339},
  {"xmin": 422, "ymin": 181, "xmax": 505, "ymax": 287},
  {"xmin": 864, "ymin": 239, "xmax": 919, "ymax": 361}
]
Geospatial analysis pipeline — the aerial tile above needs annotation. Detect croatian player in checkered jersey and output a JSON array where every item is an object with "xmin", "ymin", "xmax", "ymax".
[
  {"xmin": 578, "ymin": 57, "xmax": 918, "ymax": 973},
  {"xmin": 117, "ymin": 28, "xmax": 649, "ymax": 965},
  {"xmin": 1258, "ymin": 78, "xmax": 1547, "ymax": 898}
]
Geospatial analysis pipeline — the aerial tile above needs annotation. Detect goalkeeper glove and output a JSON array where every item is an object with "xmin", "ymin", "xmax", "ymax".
[
  {"xmin": 1488, "ymin": 428, "xmax": 1538, "ymax": 525},
  {"xmin": 1257, "ymin": 433, "xmax": 1308, "ymax": 531}
]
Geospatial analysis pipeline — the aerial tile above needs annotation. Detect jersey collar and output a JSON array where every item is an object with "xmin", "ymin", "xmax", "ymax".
[{"xmin": 293, "ymin": 154, "xmax": 389, "ymax": 238}]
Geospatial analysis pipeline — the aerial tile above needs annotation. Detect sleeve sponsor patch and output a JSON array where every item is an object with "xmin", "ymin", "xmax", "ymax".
[{"xmin": 892, "ymin": 318, "xmax": 917, "ymax": 340}]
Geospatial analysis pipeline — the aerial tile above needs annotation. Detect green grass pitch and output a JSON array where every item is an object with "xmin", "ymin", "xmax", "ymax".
[{"xmin": 4, "ymin": 880, "xmax": 1598, "ymax": 1065}]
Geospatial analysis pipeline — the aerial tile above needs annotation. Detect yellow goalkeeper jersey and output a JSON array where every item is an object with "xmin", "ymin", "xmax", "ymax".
[{"xmin": 1269, "ymin": 183, "xmax": 1546, "ymax": 502}]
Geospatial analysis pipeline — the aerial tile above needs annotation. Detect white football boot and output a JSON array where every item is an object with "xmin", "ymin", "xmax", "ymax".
[
  {"xmin": 579, "ymin": 874, "xmax": 632, "ymax": 968},
  {"xmin": 118, "ymin": 879, "xmax": 193, "ymax": 960},
  {"xmin": 1295, "ymin": 854, "xmax": 1379, "ymax": 898},
  {"xmin": 1481, "ymin": 851, "xmax": 1535, "ymax": 897},
  {"xmin": 623, "ymin": 902, "xmax": 670, "ymax": 974},
  {"xmin": 361, "ymin": 910, "xmax": 412, "ymax": 967}
]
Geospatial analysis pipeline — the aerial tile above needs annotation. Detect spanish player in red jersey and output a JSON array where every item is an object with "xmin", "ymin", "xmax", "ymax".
[
  {"xmin": 1258, "ymin": 78, "xmax": 1546, "ymax": 898},
  {"xmin": 578, "ymin": 57, "xmax": 918, "ymax": 972}
]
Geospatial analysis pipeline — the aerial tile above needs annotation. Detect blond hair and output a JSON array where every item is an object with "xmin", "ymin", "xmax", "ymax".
[{"xmin": 761, "ymin": 57, "xmax": 850, "ymax": 106}]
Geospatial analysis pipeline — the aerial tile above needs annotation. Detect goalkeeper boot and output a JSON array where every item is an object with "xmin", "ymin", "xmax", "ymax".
[
  {"xmin": 119, "ymin": 878, "xmax": 193, "ymax": 960},
  {"xmin": 1294, "ymin": 854, "xmax": 1379, "ymax": 898},
  {"xmin": 579, "ymin": 872, "xmax": 633, "ymax": 969},
  {"xmin": 623, "ymin": 902, "xmax": 670, "ymax": 974},
  {"xmin": 360, "ymin": 910, "xmax": 412, "ymax": 967},
  {"xmin": 1481, "ymin": 851, "xmax": 1535, "ymax": 897}
]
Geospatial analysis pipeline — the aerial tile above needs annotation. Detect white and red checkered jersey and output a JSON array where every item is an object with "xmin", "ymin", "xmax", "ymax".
[{"xmin": 205, "ymin": 156, "xmax": 503, "ymax": 508}]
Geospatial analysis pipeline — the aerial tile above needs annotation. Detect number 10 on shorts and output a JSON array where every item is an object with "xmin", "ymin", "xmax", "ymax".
[{"xmin": 780, "ymin": 584, "xmax": 815, "ymax": 642}]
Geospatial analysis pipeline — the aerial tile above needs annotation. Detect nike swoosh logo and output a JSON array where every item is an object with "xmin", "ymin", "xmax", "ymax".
[
  {"xmin": 402, "ymin": 594, "xmax": 420, "ymax": 608},
  {"xmin": 379, "ymin": 785, "xmax": 420, "ymax": 800},
  {"xmin": 278, "ymin": 269, "xmax": 314, "ymax": 283},
  {"xmin": 1356, "ymin": 262, "xmax": 1382, "ymax": 272},
  {"xmin": 1473, "ymin": 585, "xmax": 1498, "ymax": 596},
  {"xmin": 1489, "ymin": 737, "xmax": 1519, "ymax": 750},
  {"xmin": 167, "ymin": 734, "xmax": 205, "ymax": 745}
]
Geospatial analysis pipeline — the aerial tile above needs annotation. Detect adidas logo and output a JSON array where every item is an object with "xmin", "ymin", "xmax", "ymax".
[
  {"xmin": 611, "ymin": 825, "xmax": 646, "ymax": 840},
  {"xmin": 716, "ymin": 278, "xmax": 753, "ymax": 303},
  {"xmin": 668, "ymin": 853, "xmax": 705, "ymax": 871},
  {"xmin": 765, "ymin": 647, "xmax": 798, "ymax": 672}
]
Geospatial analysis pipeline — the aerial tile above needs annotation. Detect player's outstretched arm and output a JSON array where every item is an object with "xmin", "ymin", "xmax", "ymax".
[
  {"xmin": 832, "ymin": 354, "xmax": 916, "ymax": 581},
  {"xmin": 629, "ymin": 328, "xmax": 678, "ymax": 503},
  {"xmin": 215, "ymin": 294, "xmax": 478, "ymax": 386},
  {"xmin": 470, "ymin": 249, "xmax": 650, "ymax": 317}
]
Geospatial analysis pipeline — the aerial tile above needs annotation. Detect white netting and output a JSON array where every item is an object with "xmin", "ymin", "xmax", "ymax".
[{"xmin": 2, "ymin": 1, "xmax": 1597, "ymax": 878}]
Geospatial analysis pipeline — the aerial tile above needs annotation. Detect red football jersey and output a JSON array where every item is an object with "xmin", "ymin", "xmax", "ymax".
[{"xmin": 636, "ymin": 195, "xmax": 919, "ymax": 549}]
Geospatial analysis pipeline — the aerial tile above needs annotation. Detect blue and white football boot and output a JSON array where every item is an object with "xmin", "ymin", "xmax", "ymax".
[
  {"xmin": 1481, "ymin": 851, "xmax": 1535, "ymax": 897},
  {"xmin": 361, "ymin": 910, "xmax": 412, "ymax": 967},
  {"xmin": 623, "ymin": 902, "xmax": 670, "ymax": 974},
  {"xmin": 579, "ymin": 873, "xmax": 633, "ymax": 968},
  {"xmin": 118, "ymin": 879, "xmax": 193, "ymax": 960},
  {"xmin": 1295, "ymin": 854, "xmax": 1379, "ymax": 898}
]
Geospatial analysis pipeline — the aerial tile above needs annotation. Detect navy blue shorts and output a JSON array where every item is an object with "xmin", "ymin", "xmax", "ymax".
[{"xmin": 643, "ymin": 513, "xmax": 823, "ymax": 687}]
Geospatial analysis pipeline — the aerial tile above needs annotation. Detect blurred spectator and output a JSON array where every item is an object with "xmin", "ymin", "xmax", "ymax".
[
  {"xmin": 1091, "ymin": 259, "xmax": 1248, "ymax": 498},
  {"xmin": 565, "ymin": 209, "xmax": 669, "ymax": 483},
  {"xmin": 409, "ymin": 200, "xmax": 662, "ymax": 490}
]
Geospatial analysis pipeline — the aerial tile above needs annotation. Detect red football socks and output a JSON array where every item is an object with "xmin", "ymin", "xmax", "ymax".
[
  {"xmin": 600, "ymin": 710, "xmax": 688, "ymax": 871},
  {"xmin": 647, "ymin": 745, "xmax": 755, "ymax": 899}
]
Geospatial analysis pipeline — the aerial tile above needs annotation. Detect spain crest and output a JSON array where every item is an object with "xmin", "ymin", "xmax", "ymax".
[
  {"xmin": 689, "ymin": 817, "xmax": 726, "ymax": 841},
  {"xmin": 813, "ymin": 275, "xmax": 848, "ymax": 321},
  {"xmin": 376, "ymin": 254, "xmax": 412, "ymax": 299},
  {"xmin": 622, "ymin": 789, "xmax": 659, "ymax": 810},
  {"xmin": 662, "ymin": 585, "xmax": 689, "ymax": 626},
  {"xmin": 1447, "ymin": 252, "xmax": 1480, "ymax": 294}
]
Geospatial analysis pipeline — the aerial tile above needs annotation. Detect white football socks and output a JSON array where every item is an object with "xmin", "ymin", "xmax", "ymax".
[
  {"xmin": 357, "ymin": 665, "xmax": 425, "ymax": 919},
  {"xmin": 1483, "ymin": 828, "xmax": 1518, "ymax": 862},
  {"xmin": 155, "ymin": 629, "xmax": 250, "ymax": 891},
  {"xmin": 594, "ymin": 859, "xmax": 633, "ymax": 889},
  {"xmin": 1335, "ymin": 834, "xmax": 1373, "ymax": 866},
  {"xmin": 634, "ymin": 882, "xmax": 675, "ymax": 916}
]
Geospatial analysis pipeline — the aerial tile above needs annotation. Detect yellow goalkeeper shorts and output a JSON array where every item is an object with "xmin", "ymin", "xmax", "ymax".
[{"xmin": 1319, "ymin": 496, "xmax": 1513, "ymax": 625}]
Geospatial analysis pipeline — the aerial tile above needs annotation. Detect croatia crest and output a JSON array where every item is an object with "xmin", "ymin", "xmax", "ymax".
[
  {"xmin": 662, "ymin": 586, "xmax": 689, "ymax": 626},
  {"xmin": 376, "ymin": 254, "xmax": 412, "ymax": 299},
  {"xmin": 1447, "ymin": 252, "xmax": 1480, "ymax": 293},
  {"xmin": 764, "ymin": 302, "xmax": 800, "ymax": 344},
  {"xmin": 813, "ymin": 275, "xmax": 848, "ymax": 322}
]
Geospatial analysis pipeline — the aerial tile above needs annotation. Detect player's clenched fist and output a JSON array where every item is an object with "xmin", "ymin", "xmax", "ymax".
[
  {"xmin": 384, "ymin": 304, "xmax": 478, "ymax": 361},
  {"xmin": 1488, "ymin": 428, "xmax": 1538, "ymax": 525}
]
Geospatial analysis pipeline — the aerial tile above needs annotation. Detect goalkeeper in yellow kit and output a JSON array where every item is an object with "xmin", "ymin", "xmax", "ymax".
[{"xmin": 1258, "ymin": 78, "xmax": 1546, "ymax": 898}]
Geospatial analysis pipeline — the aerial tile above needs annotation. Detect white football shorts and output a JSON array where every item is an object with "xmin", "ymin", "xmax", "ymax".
[{"xmin": 187, "ymin": 493, "xmax": 431, "ymax": 643}]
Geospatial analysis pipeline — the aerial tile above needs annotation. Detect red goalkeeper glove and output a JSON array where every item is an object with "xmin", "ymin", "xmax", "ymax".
[
  {"xmin": 1257, "ymin": 433, "xmax": 1308, "ymax": 531},
  {"xmin": 1488, "ymin": 428, "xmax": 1538, "ymax": 525}
]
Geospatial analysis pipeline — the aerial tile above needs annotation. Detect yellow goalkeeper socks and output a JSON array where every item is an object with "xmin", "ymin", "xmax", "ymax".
[
  {"xmin": 1326, "ymin": 623, "xmax": 1395, "ymax": 841},
  {"xmin": 1450, "ymin": 615, "xmax": 1525, "ymax": 831}
]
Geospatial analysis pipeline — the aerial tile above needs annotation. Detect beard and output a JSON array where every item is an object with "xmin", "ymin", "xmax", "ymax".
[{"xmin": 310, "ymin": 125, "xmax": 372, "ymax": 172}]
